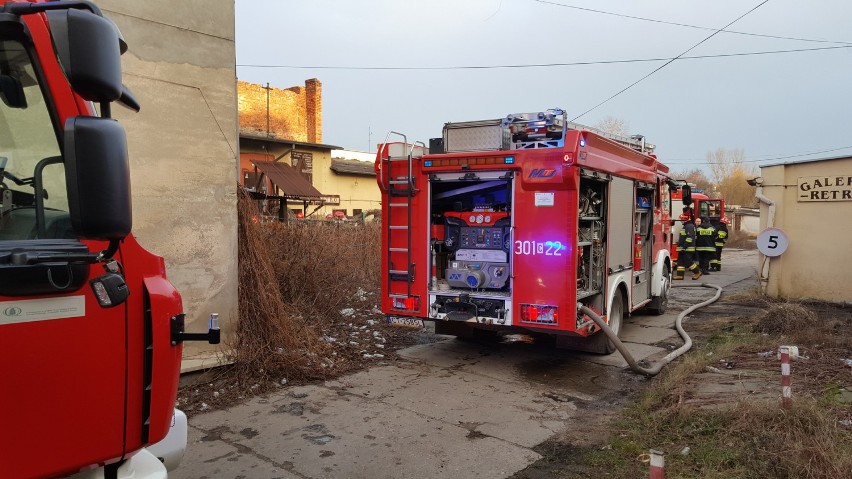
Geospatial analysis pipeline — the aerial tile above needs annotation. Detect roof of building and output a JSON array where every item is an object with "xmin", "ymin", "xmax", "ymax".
[
  {"xmin": 250, "ymin": 160, "xmax": 326, "ymax": 199},
  {"xmin": 330, "ymin": 158, "xmax": 376, "ymax": 176},
  {"xmin": 331, "ymin": 149, "xmax": 376, "ymax": 162},
  {"xmin": 760, "ymin": 154, "xmax": 852, "ymax": 169},
  {"xmin": 240, "ymin": 131, "xmax": 342, "ymax": 151}
]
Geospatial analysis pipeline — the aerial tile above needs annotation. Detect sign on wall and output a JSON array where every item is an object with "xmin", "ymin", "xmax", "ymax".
[
  {"xmin": 292, "ymin": 152, "xmax": 313, "ymax": 184},
  {"xmin": 798, "ymin": 175, "xmax": 852, "ymax": 202},
  {"xmin": 757, "ymin": 227, "xmax": 789, "ymax": 257}
]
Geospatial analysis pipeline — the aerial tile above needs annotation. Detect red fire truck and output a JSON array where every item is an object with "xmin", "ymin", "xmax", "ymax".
[
  {"xmin": 670, "ymin": 186, "xmax": 726, "ymax": 260},
  {"xmin": 376, "ymin": 109, "xmax": 678, "ymax": 353},
  {"xmin": 0, "ymin": 2, "xmax": 216, "ymax": 477}
]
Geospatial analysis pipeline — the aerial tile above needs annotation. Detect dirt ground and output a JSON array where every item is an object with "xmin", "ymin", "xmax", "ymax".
[
  {"xmin": 177, "ymin": 298, "xmax": 439, "ymax": 415},
  {"xmin": 510, "ymin": 295, "xmax": 852, "ymax": 479}
]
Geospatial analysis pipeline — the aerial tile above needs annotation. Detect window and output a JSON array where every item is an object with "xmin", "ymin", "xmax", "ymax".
[{"xmin": 0, "ymin": 39, "xmax": 66, "ymax": 240}]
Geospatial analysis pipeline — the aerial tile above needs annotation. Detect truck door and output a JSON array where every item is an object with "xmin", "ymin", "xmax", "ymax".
[{"xmin": 0, "ymin": 39, "xmax": 126, "ymax": 478}]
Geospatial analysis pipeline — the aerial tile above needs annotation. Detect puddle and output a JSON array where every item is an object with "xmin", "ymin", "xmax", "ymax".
[{"xmin": 515, "ymin": 357, "xmax": 625, "ymax": 396}]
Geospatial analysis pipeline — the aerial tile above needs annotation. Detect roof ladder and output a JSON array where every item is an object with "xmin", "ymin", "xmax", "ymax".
[{"xmin": 379, "ymin": 132, "xmax": 424, "ymax": 294}]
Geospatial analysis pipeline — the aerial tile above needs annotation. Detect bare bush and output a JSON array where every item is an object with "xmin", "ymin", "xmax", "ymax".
[
  {"xmin": 230, "ymin": 190, "xmax": 329, "ymax": 389},
  {"xmin": 227, "ymin": 190, "xmax": 384, "ymax": 393},
  {"xmin": 724, "ymin": 229, "xmax": 755, "ymax": 249},
  {"xmin": 259, "ymin": 221, "xmax": 381, "ymax": 318},
  {"xmin": 753, "ymin": 302, "xmax": 818, "ymax": 335}
]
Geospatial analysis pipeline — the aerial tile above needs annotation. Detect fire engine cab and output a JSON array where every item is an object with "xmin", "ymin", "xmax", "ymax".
[
  {"xmin": 0, "ymin": 2, "xmax": 217, "ymax": 477},
  {"xmin": 376, "ymin": 109, "xmax": 678, "ymax": 353},
  {"xmin": 670, "ymin": 186, "xmax": 726, "ymax": 260}
]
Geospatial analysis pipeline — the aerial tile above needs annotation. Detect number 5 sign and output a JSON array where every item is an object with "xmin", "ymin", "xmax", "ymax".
[{"xmin": 757, "ymin": 227, "xmax": 789, "ymax": 257}]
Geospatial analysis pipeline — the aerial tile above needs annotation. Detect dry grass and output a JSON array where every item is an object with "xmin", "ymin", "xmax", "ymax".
[
  {"xmin": 223, "ymin": 191, "xmax": 383, "ymax": 392},
  {"xmin": 569, "ymin": 298, "xmax": 852, "ymax": 479},
  {"xmin": 753, "ymin": 302, "xmax": 819, "ymax": 335},
  {"xmin": 726, "ymin": 229, "xmax": 756, "ymax": 249}
]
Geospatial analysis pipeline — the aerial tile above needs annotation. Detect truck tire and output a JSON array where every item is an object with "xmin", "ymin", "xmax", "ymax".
[
  {"xmin": 647, "ymin": 264, "xmax": 670, "ymax": 315},
  {"xmin": 585, "ymin": 293, "xmax": 623, "ymax": 355}
]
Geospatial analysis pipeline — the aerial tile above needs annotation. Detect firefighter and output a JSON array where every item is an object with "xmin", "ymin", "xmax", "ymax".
[
  {"xmin": 710, "ymin": 216, "xmax": 729, "ymax": 271},
  {"xmin": 694, "ymin": 216, "xmax": 716, "ymax": 278},
  {"xmin": 674, "ymin": 212, "xmax": 698, "ymax": 280}
]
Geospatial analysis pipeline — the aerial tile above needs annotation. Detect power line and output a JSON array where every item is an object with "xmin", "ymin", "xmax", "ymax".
[
  {"xmin": 533, "ymin": 0, "xmax": 852, "ymax": 45},
  {"xmin": 665, "ymin": 145, "xmax": 852, "ymax": 165},
  {"xmin": 236, "ymin": 44, "xmax": 849, "ymax": 71},
  {"xmin": 571, "ymin": 0, "xmax": 770, "ymax": 122}
]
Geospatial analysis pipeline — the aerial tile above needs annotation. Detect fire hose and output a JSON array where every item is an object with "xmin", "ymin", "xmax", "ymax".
[{"xmin": 577, "ymin": 283, "xmax": 723, "ymax": 376}]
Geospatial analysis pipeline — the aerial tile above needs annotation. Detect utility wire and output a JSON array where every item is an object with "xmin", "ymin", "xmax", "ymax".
[
  {"xmin": 665, "ymin": 145, "xmax": 852, "ymax": 165},
  {"xmin": 571, "ymin": 0, "xmax": 770, "ymax": 122},
  {"xmin": 237, "ymin": 44, "xmax": 849, "ymax": 70},
  {"xmin": 533, "ymin": 0, "xmax": 852, "ymax": 45}
]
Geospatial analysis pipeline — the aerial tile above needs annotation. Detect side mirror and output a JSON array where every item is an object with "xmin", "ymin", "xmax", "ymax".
[
  {"xmin": 64, "ymin": 116, "xmax": 131, "ymax": 240},
  {"xmin": 0, "ymin": 74, "xmax": 26, "ymax": 108},
  {"xmin": 681, "ymin": 184, "xmax": 692, "ymax": 206},
  {"xmin": 46, "ymin": 8, "xmax": 123, "ymax": 102}
]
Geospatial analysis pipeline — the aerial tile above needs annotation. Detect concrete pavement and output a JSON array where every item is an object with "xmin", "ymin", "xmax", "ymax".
[{"xmin": 172, "ymin": 249, "xmax": 758, "ymax": 479}]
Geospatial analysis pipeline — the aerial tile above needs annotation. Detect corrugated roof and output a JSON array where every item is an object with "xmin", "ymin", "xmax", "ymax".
[
  {"xmin": 251, "ymin": 160, "xmax": 325, "ymax": 199},
  {"xmin": 240, "ymin": 132, "xmax": 342, "ymax": 151},
  {"xmin": 330, "ymin": 158, "xmax": 376, "ymax": 176}
]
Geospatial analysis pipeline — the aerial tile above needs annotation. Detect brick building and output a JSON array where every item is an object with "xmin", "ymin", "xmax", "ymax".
[
  {"xmin": 238, "ymin": 79, "xmax": 322, "ymax": 142},
  {"xmin": 238, "ymin": 79, "xmax": 379, "ymax": 219}
]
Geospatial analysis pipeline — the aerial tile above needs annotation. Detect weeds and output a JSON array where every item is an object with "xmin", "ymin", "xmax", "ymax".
[
  {"xmin": 226, "ymin": 191, "xmax": 383, "ymax": 394},
  {"xmin": 725, "ymin": 229, "xmax": 755, "ymax": 249},
  {"xmin": 583, "ymin": 303, "xmax": 852, "ymax": 479}
]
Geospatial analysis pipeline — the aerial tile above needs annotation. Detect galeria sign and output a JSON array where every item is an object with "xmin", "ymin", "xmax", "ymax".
[{"xmin": 798, "ymin": 175, "xmax": 852, "ymax": 202}]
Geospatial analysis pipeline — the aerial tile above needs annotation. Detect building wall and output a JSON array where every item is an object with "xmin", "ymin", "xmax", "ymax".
[
  {"xmin": 322, "ymin": 150, "xmax": 380, "ymax": 217},
  {"xmin": 315, "ymin": 169, "xmax": 380, "ymax": 218},
  {"xmin": 99, "ymin": 1, "xmax": 238, "ymax": 366},
  {"xmin": 238, "ymin": 80, "xmax": 322, "ymax": 143},
  {"xmin": 759, "ymin": 157, "xmax": 852, "ymax": 301},
  {"xmin": 239, "ymin": 141, "xmax": 335, "ymax": 217}
]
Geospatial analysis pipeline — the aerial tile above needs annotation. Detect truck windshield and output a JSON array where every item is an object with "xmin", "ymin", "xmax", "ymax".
[{"xmin": 0, "ymin": 39, "xmax": 68, "ymax": 240}]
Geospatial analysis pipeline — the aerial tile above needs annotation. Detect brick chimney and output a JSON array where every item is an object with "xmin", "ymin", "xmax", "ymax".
[{"xmin": 305, "ymin": 78, "xmax": 322, "ymax": 143}]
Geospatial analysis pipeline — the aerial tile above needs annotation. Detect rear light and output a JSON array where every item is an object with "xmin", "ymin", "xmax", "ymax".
[
  {"xmin": 392, "ymin": 296, "xmax": 419, "ymax": 311},
  {"xmin": 519, "ymin": 304, "xmax": 558, "ymax": 325}
]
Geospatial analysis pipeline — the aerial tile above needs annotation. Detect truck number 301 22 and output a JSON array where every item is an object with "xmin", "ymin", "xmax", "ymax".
[{"xmin": 514, "ymin": 240, "xmax": 563, "ymax": 256}]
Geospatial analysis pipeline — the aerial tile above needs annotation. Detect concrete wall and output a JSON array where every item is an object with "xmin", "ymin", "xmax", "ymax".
[
  {"xmin": 759, "ymin": 157, "xmax": 852, "ymax": 301},
  {"xmin": 99, "ymin": 1, "xmax": 238, "ymax": 365},
  {"xmin": 729, "ymin": 208, "xmax": 760, "ymax": 235}
]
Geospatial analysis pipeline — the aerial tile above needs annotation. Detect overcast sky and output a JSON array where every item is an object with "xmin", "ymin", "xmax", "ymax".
[{"xmin": 234, "ymin": 0, "xmax": 852, "ymax": 173}]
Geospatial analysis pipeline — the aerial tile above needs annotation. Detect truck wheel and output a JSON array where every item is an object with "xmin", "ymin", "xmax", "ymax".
[
  {"xmin": 586, "ymin": 293, "xmax": 623, "ymax": 354},
  {"xmin": 648, "ymin": 265, "xmax": 670, "ymax": 315}
]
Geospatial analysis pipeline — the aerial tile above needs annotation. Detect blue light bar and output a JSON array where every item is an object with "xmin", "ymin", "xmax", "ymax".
[
  {"xmin": 504, "ymin": 156, "xmax": 515, "ymax": 164},
  {"xmin": 580, "ymin": 139, "xmax": 586, "ymax": 147},
  {"xmin": 424, "ymin": 160, "xmax": 433, "ymax": 167}
]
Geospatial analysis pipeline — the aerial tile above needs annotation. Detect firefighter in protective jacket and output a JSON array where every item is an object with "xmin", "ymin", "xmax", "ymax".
[
  {"xmin": 694, "ymin": 216, "xmax": 716, "ymax": 278},
  {"xmin": 710, "ymin": 216, "xmax": 729, "ymax": 271},
  {"xmin": 674, "ymin": 212, "xmax": 698, "ymax": 280}
]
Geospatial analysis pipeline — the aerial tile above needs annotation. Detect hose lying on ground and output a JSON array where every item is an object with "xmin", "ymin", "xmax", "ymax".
[{"xmin": 577, "ymin": 283, "xmax": 723, "ymax": 376}]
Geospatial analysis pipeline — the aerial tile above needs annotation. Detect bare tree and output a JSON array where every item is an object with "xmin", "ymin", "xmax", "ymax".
[
  {"xmin": 707, "ymin": 148, "xmax": 745, "ymax": 184},
  {"xmin": 594, "ymin": 116, "xmax": 630, "ymax": 137},
  {"xmin": 706, "ymin": 148, "xmax": 758, "ymax": 207},
  {"xmin": 671, "ymin": 168, "xmax": 714, "ymax": 194}
]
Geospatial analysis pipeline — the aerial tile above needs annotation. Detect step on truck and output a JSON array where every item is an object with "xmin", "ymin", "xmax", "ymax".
[
  {"xmin": 376, "ymin": 109, "xmax": 680, "ymax": 352},
  {"xmin": 0, "ymin": 2, "xmax": 218, "ymax": 478}
]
